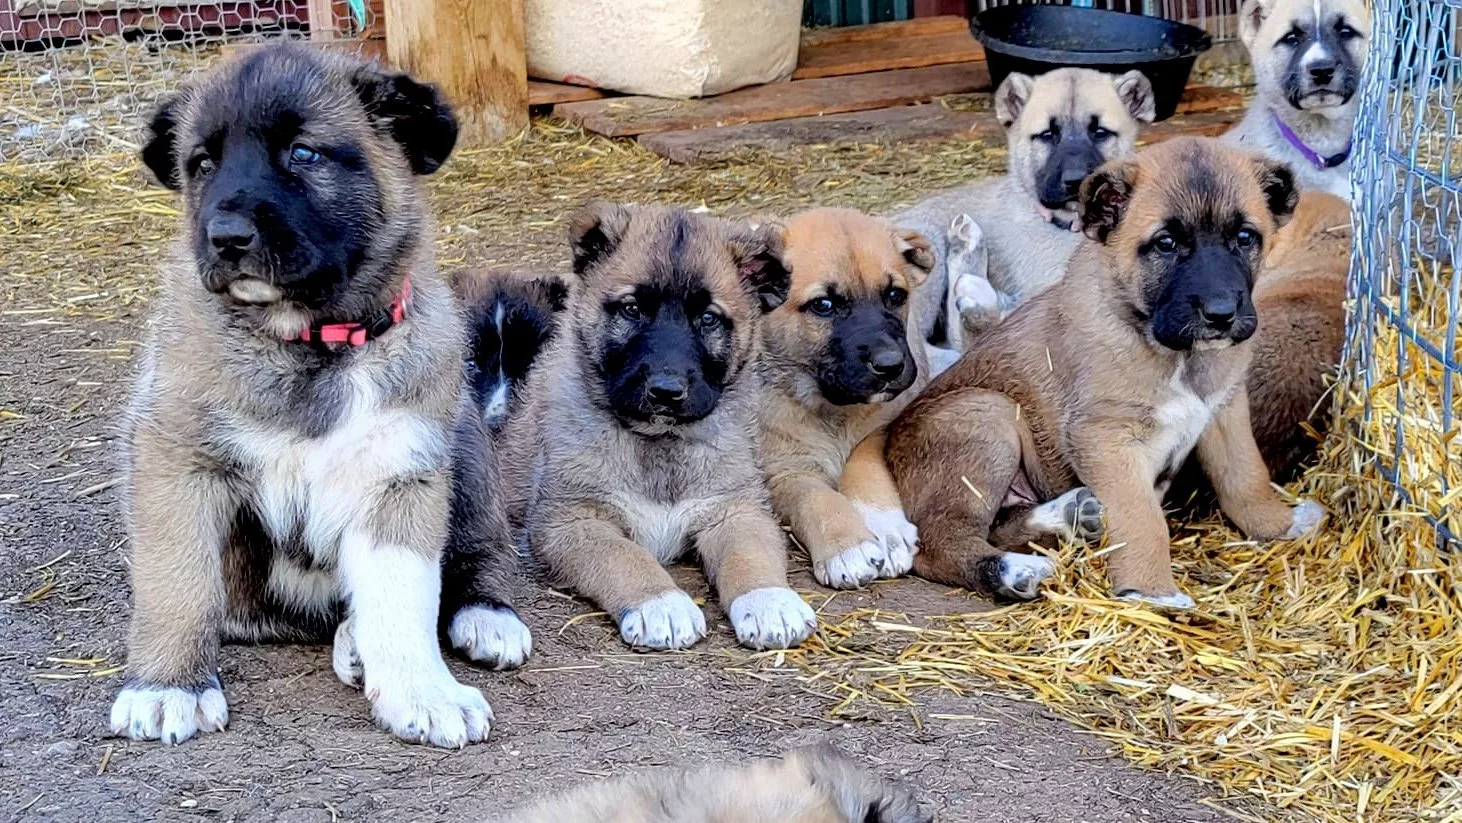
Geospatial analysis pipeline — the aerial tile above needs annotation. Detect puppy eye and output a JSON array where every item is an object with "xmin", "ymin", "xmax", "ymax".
[
  {"xmin": 289, "ymin": 143, "xmax": 322, "ymax": 165},
  {"xmin": 189, "ymin": 152, "xmax": 215, "ymax": 178},
  {"xmin": 1091, "ymin": 127, "xmax": 1116, "ymax": 142},
  {"xmin": 697, "ymin": 310, "xmax": 722, "ymax": 329},
  {"xmin": 1152, "ymin": 233, "xmax": 1179, "ymax": 254},
  {"xmin": 805, "ymin": 297, "xmax": 836, "ymax": 317},
  {"xmin": 1034, "ymin": 129, "xmax": 1058, "ymax": 144},
  {"xmin": 883, "ymin": 286, "xmax": 908, "ymax": 308},
  {"xmin": 1236, "ymin": 228, "xmax": 1259, "ymax": 247},
  {"xmin": 1279, "ymin": 28, "xmax": 1304, "ymax": 46},
  {"xmin": 616, "ymin": 299, "xmax": 641, "ymax": 320},
  {"xmin": 1336, "ymin": 23, "xmax": 1359, "ymax": 39}
]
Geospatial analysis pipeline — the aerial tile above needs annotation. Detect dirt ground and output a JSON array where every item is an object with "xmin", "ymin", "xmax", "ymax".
[{"xmin": 0, "ymin": 124, "xmax": 1270, "ymax": 823}]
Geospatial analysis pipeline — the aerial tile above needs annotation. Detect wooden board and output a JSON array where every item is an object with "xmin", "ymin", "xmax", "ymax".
[
  {"xmin": 793, "ymin": 28, "xmax": 985, "ymax": 80},
  {"xmin": 640, "ymin": 88, "xmax": 1245, "ymax": 165},
  {"xmin": 385, "ymin": 0, "xmax": 527, "ymax": 145},
  {"xmin": 554, "ymin": 62, "xmax": 992, "ymax": 138},
  {"xmin": 640, "ymin": 104, "xmax": 999, "ymax": 164},
  {"xmin": 220, "ymin": 38, "xmax": 387, "ymax": 64},
  {"xmin": 800, "ymin": 15, "xmax": 968, "ymax": 48},
  {"xmin": 528, "ymin": 80, "xmax": 607, "ymax": 107}
]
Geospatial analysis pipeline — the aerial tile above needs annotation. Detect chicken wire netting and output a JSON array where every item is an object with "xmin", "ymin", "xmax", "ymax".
[
  {"xmin": 1347, "ymin": 0, "xmax": 1461, "ymax": 544},
  {"xmin": 1, "ymin": 1, "xmax": 380, "ymax": 164}
]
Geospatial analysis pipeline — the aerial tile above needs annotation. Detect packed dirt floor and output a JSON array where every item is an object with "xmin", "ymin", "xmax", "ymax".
[{"xmin": 1, "ymin": 122, "xmax": 1274, "ymax": 822}]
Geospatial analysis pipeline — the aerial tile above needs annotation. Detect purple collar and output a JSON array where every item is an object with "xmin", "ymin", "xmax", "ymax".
[{"xmin": 1273, "ymin": 113, "xmax": 1351, "ymax": 170}]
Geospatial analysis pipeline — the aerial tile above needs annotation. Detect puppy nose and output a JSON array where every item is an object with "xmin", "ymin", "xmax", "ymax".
[
  {"xmin": 865, "ymin": 345, "xmax": 906, "ymax": 380},
  {"xmin": 647, "ymin": 374, "xmax": 688, "ymax": 405},
  {"xmin": 1198, "ymin": 297, "xmax": 1237, "ymax": 330},
  {"xmin": 1060, "ymin": 169, "xmax": 1088, "ymax": 194},
  {"xmin": 1309, "ymin": 63, "xmax": 1336, "ymax": 85},
  {"xmin": 207, "ymin": 213, "xmax": 258, "ymax": 252}
]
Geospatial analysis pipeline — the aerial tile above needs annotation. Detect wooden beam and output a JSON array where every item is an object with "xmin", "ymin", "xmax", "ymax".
[
  {"xmin": 384, "ymin": 0, "xmax": 527, "ymax": 145},
  {"xmin": 308, "ymin": 0, "xmax": 338, "ymax": 40},
  {"xmin": 528, "ymin": 80, "xmax": 608, "ymax": 107},
  {"xmin": 793, "ymin": 28, "xmax": 984, "ymax": 80}
]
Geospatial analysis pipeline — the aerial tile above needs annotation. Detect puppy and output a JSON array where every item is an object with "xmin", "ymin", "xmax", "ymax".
[
  {"xmin": 491, "ymin": 745, "xmax": 929, "ymax": 823},
  {"xmin": 449, "ymin": 268, "xmax": 570, "ymax": 432},
  {"xmin": 110, "ymin": 45, "xmax": 528, "ymax": 748},
  {"xmin": 885, "ymin": 138, "xmax": 1326, "ymax": 607},
  {"xmin": 501, "ymin": 202, "xmax": 818, "ymax": 651},
  {"xmin": 1247, "ymin": 191, "xmax": 1351, "ymax": 479},
  {"xmin": 1224, "ymin": 0, "xmax": 1370, "ymax": 200},
  {"xmin": 894, "ymin": 68, "xmax": 1156, "ymax": 357},
  {"xmin": 759, "ymin": 208, "xmax": 935, "ymax": 589}
]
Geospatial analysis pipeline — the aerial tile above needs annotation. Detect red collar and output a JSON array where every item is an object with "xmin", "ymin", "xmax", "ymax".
[{"xmin": 288, "ymin": 277, "xmax": 412, "ymax": 348}]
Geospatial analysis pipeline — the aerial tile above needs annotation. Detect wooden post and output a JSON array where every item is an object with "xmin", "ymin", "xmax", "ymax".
[
  {"xmin": 384, "ymin": 0, "xmax": 528, "ymax": 145},
  {"xmin": 308, "ymin": 0, "xmax": 338, "ymax": 40}
]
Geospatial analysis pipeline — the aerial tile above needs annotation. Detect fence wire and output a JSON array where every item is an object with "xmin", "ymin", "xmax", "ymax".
[
  {"xmin": 1, "ymin": 1, "xmax": 380, "ymax": 164},
  {"xmin": 1348, "ymin": 0, "xmax": 1461, "ymax": 544}
]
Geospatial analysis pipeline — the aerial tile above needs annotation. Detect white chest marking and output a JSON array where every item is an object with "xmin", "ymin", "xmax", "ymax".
[
  {"xmin": 1147, "ymin": 364, "xmax": 1224, "ymax": 480},
  {"xmin": 613, "ymin": 494, "xmax": 718, "ymax": 563},
  {"xmin": 222, "ymin": 379, "xmax": 443, "ymax": 560}
]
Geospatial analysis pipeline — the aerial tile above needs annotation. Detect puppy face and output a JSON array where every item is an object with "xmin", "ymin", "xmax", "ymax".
[
  {"xmin": 1240, "ymin": 0, "xmax": 1369, "ymax": 113},
  {"xmin": 766, "ymin": 208, "xmax": 933, "ymax": 406},
  {"xmin": 141, "ymin": 44, "xmax": 457, "ymax": 312},
  {"xmin": 997, "ymin": 68, "xmax": 1156, "ymax": 215},
  {"xmin": 567, "ymin": 202, "xmax": 790, "ymax": 428},
  {"xmin": 1080, "ymin": 137, "xmax": 1299, "ymax": 351}
]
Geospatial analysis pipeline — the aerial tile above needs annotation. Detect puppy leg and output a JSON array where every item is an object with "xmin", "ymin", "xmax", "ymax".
[
  {"xmin": 1076, "ymin": 448, "xmax": 1191, "ymax": 608},
  {"xmin": 341, "ymin": 471, "xmax": 492, "ymax": 748},
  {"xmin": 696, "ymin": 501, "xmax": 817, "ymax": 650},
  {"xmin": 440, "ymin": 411, "xmax": 531, "ymax": 671},
  {"xmin": 945, "ymin": 213, "xmax": 1005, "ymax": 346},
  {"xmin": 769, "ymin": 470, "xmax": 900, "ymax": 590},
  {"xmin": 110, "ymin": 438, "xmax": 233, "ymax": 745},
  {"xmin": 1197, "ymin": 388, "xmax": 1326, "ymax": 540},
  {"xmin": 889, "ymin": 389, "xmax": 1055, "ymax": 600},
  {"xmin": 539, "ymin": 511, "xmax": 705, "ymax": 650},
  {"xmin": 840, "ymin": 429, "xmax": 918, "ymax": 576},
  {"xmin": 989, "ymin": 487, "xmax": 1105, "ymax": 549}
]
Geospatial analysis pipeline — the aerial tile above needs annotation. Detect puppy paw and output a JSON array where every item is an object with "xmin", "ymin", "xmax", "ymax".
[
  {"xmin": 983, "ymin": 552, "xmax": 1055, "ymax": 601},
  {"xmin": 1051, "ymin": 487, "xmax": 1104, "ymax": 542},
  {"xmin": 852, "ymin": 502, "xmax": 918, "ymax": 573},
  {"xmin": 368, "ymin": 671, "xmax": 493, "ymax": 748},
  {"xmin": 109, "ymin": 679, "xmax": 229, "ymax": 745},
  {"xmin": 448, "ymin": 605, "xmax": 532, "ymax": 671},
  {"xmin": 728, "ymin": 587, "xmax": 818, "ymax": 650},
  {"xmin": 618, "ymin": 590, "xmax": 706, "ymax": 650},
  {"xmin": 1282, "ymin": 500, "xmax": 1327, "ymax": 540},
  {"xmin": 1117, "ymin": 590, "xmax": 1197, "ymax": 611},
  {"xmin": 814, "ymin": 540, "xmax": 886, "ymax": 589},
  {"xmin": 333, "ymin": 618, "xmax": 364, "ymax": 689},
  {"xmin": 952, "ymin": 275, "xmax": 1003, "ymax": 336}
]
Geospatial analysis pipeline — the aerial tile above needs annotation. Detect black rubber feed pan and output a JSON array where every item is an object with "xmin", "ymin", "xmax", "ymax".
[{"xmin": 970, "ymin": 5, "xmax": 1212, "ymax": 121}]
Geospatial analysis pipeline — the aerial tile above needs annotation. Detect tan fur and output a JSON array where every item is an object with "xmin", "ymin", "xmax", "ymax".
[
  {"xmin": 1248, "ymin": 191, "xmax": 1351, "ymax": 479},
  {"xmin": 759, "ymin": 208, "xmax": 933, "ymax": 589},
  {"xmin": 885, "ymin": 138, "xmax": 1318, "ymax": 603},
  {"xmin": 502, "ymin": 202, "xmax": 815, "ymax": 650},
  {"xmin": 492, "ymin": 746, "xmax": 928, "ymax": 823}
]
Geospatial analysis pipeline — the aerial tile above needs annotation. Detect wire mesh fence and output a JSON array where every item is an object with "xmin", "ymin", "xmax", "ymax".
[
  {"xmin": 0, "ymin": 1, "xmax": 380, "ymax": 163},
  {"xmin": 1347, "ymin": 0, "xmax": 1461, "ymax": 545}
]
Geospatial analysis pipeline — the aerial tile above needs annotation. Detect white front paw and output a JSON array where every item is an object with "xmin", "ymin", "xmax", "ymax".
[
  {"xmin": 368, "ymin": 670, "xmax": 493, "ymax": 748},
  {"xmin": 815, "ymin": 540, "xmax": 886, "ymax": 589},
  {"xmin": 333, "ymin": 618, "xmax": 364, "ymax": 689},
  {"xmin": 952, "ymin": 271, "xmax": 1004, "ymax": 334},
  {"xmin": 994, "ymin": 552, "xmax": 1055, "ymax": 600},
  {"xmin": 110, "ymin": 681, "xmax": 229, "ymax": 745},
  {"xmin": 851, "ymin": 502, "xmax": 918, "ymax": 577},
  {"xmin": 618, "ymin": 590, "xmax": 706, "ymax": 650},
  {"xmin": 728, "ymin": 587, "xmax": 817, "ymax": 650},
  {"xmin": 1283, "ymin": 500, "xmax": 1326, "ymax": 540},
  {"xmin": 449, "ymin": 605, "xmax": 532, "ymax": 671}
]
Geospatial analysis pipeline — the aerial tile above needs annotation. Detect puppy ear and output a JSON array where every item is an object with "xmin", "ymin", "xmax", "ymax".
[
  {"xmin": 1079, "ymin": 161, "xmax": 1138, "ymax": 242},
  {"xmin": 1238, "ymin": 0, "xmax": 1271, "ymax": 50},
  {"xmin": 353, "ymin": 68, "xmax": 459, "ymax": 175},
  {"xmin": 1255, "ymin": 158, "xmax": 1300, "ymax": 228},
  {"xmin": 994, "ymin": 73, "xmax": 1036, "ymax": 129},
  {"xmin": 567, "ymin": 201, "xmax": 633, "ymax": 277},
  {"xmin": 727, "ymin": 220, "xmax": 792, "ymax": 314},
  {"xmin": 893, "ymin": 227, "xmax": 934, "ymax": 287},
  {"xmin": 141, "ymin": 93, "xmax": 187, "ymax": 190},
  {"xmin": 1114, "ymin": 70, "xmax": 1157, "ymax": 125},
  {"xmin": 537, "ymin": 274, "xmax": 571, "ymax": 313}
]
